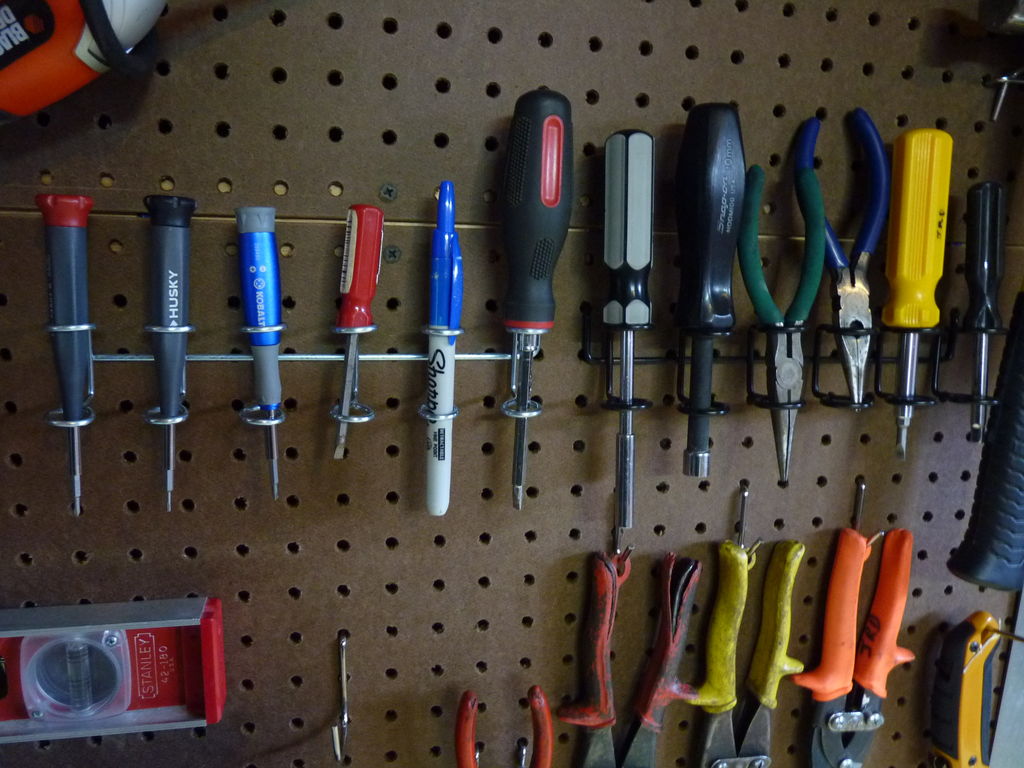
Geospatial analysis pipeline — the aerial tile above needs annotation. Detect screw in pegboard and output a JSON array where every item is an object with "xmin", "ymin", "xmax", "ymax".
[
  {"xmin": 383, "ymin": 245, "xmax": 401, "ymax": 264},
  {"xmin": 378, "ymin": 183, "xmax": 398, "ymax": 202}
]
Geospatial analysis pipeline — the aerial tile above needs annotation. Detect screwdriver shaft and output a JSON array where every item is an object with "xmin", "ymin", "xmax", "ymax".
[
  {"xmin": 266, "ymin": 421, "xmax": 280, "ymax": 500},
  {"xmin": 68, "ymin": 426, "xmax": 82, "ymax": 517},
  {"xmin": 334, "ymin": 333, "xmax": 359, "ymax": 459},
  {"xmin": 684, "ymin": 335, "xmax": 714, "ymax": 476},
  {"xmin": 509, "ymin": 331, "xmax": 538, "ymax": 510},
  {"xmin": 971, "ymin": 323, "xmax": 992, "ymax": 442},
  {"xmin": 615, "ymin": 329, "xmax": 636, "ymax": 541},
  {"xmin": 165, "ymin": 424, "xmax": 176, "ymax": 512},
  {"xmin": 895, "ymin": 332, "xmax": 919, "ymax": 459}
]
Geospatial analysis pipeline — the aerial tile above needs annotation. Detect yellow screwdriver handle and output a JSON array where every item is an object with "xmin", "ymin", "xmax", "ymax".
[
  {"xmin": 881, "ymin": 129, "xmax": 953, "ymax": 329},
  {"xmin": 691, "ymin": 540, "xmax": 751, "ymax": 714},
  {"xmin": 747, "ymin": 540, "xmax": 805, "ymax": 709}
]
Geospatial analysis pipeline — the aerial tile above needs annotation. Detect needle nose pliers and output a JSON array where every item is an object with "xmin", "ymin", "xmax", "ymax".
[
  {"xmin": 802, "ymin": 108, "xmax": 890, "ymax": 407},
  {"xmin": 738, "ymin": 122, "xmax": 826, "ymax": 484}
]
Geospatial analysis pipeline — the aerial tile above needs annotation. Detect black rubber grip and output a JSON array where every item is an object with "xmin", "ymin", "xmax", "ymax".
[
  {"xmin": 145, "ymin": 196, "xmax": 195, "ymax": 418},
  {"xmin": 501, "ymin": 89, "xmax": 573, "ymax": 328},
  {"xmin": 929, "ymin": 619, "xmax": 973, "ymax": 761},
  {"xmin": 45, "ymin": 225, "xmax": 91, "ymax": 422},
  {"xmin": 674, "ymin": 103, "xmax": 746, "ymax": 330},
  {"xmin": 964, "ymin": 181, "xmax": 1005, "ymax": 332},
  {"xmin": 948, "ymin": 290, "xmax": 1024, "ymax": 589}
]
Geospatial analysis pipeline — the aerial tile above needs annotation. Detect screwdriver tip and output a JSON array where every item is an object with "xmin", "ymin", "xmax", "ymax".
[
  {"xmin": 167, "ymin": 491, "xmax": 172, "ymax": 513},
  {"xmin": 512, "ymin": 485, "xmax": 524, "ymax": 510},
  {"xmin": 895, "ymin": 428, "xmax": 908, "ymax": 460},
  {"xmin": 334, "ymin": 425, "xmax": 348, "ymax": 460}
]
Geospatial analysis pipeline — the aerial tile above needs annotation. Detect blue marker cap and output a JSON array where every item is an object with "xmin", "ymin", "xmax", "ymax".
[{"xmin": 429, "ymin": 182, "xmax": 463, "ymax": 339}]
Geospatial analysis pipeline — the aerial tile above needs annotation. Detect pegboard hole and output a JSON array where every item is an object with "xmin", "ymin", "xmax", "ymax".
[
  {"xmin": 436, "ymin": 21, "xmax": 451, "ymax": 38},
  {"xmin": 183, "ymin": 546, "xmax": 198, "ymax": 559},
  {"xmin": 382, "ymin": 73, "xmax": 398, "ymax": 90},
  {"xmin": 635, "ymin": 93, "xmax": 650, "ymax": 108},
  {"xmin": 289, "ymin": 631, "xmax": 302, "ymax": 644},
  {"xmin": 271, "ymin": 67, "xmax": 287, "ymax": 84},
  {"xmin": 639, "ymin": 40, "xmax": 653, "ymax": 56},
  {"xmin": 327, "ymin": 70, "xmax": 343, "ymax": 86},
  {"xmin": 328, "ymin": 13, "xmax": 343, "ymax": 29},
  {"xmin": 274, "ymin": 181, "xmax": 289, "ymax": 196},
  {"xmin": 589, "ymin": 36, "xmax": 602, "ymax": 51},
  {"xmin": 782, "ymin": 2, "xmax": 795, "ymax": 16},
  {"xmin": 685, "ymin": 45, "xmax": 699, "ymax": 59},
  {"xmin": 538, "ymin": 31, "xmax": 553, "ymax": 47},
  {"xmin": 336, "ymin": 493, "xmax": 350, "ymax": 506},
  {"xmin": 383, "ymin": 17, "xmax": 398, "ymax": 33},
  {"xmin": 382, "ymin": 130, "xmax": 398, "ymax": 145},
  {"xmin": 730, "ymin": 49, "xmax": 744, "ymax": 64},
  {"xmin": 487, "ymin": 26, "xmax": 502, "ymax": 43}
]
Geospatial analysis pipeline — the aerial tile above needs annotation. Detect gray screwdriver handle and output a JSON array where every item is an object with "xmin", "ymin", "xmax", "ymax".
[
  {"xmin": 145, "ymin": 196, "xmax": 196, "ymax": 418},
  {"xmin": 37, "ymin": 195, "xmax": 94, "ymax": 423},
  {"xmin": 603, "ymin": 130, "xmax": 654, "ymax": 330}
]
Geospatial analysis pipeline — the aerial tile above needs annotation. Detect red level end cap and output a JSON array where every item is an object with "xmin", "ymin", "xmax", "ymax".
[{"xmin": 35, "ymin": 194, "xmax": 94, "ymax": 228}]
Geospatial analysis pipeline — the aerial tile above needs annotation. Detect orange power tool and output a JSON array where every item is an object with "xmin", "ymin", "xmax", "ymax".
[
  {"xmin": 793, "ymin": 478, "xmax": 915, "ymax": 768},
  {"xmin": 0, "ymin": 0, "xmax": 163, "ymax": 122}
]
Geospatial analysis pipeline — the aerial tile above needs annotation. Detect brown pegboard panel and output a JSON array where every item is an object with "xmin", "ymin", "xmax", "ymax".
[{"xmin": 0, "ymin": 2, "xmax": 1022, "ymax": 767}]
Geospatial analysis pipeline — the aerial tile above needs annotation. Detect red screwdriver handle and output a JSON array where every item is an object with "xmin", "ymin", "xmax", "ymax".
[
  {"xmin": 335, "ymin": 204, "xmax": 384, "ymax": 330},
  {"xmin": 558, "ymin": 550, "xmax": 632, "ymax": 728},
  {"xmin": 854, "ymin": 528, "xmax": 916, "ymax": 698},
  {"xmin": 501, "ymin": 89, "xmax": 573, "ymax": 330}
]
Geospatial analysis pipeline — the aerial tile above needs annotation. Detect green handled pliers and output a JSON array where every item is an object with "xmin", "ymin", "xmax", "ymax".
[{"xmin": 738, "ymin": 122, "xmax": 826, "ymax": 484}]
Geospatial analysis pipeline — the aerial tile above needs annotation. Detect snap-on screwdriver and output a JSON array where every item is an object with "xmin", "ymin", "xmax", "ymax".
[
  {"xmin": 36, "ymin": 194, "xmax": 95, "ymax": 517},
  {"xmin": 602, "ymin": 129, "xmax": 653, "ymax": 552},
  {"xmin": 675, "ymin": 103, "xmax": 746, "ymax": 477},
  {"xmin": 235, "ymin": 207, "xmax": 285, "ymax": 499},
  {"xmin": 964, "ymin": 181, "xmax": 1006, "ymax": 442},
  {"xmin": 330, "ymin": 204, "xmax": 384, "ymax": 459},
  {"xmin": 499, "ymin": 88, "xmax": 573, "ymax": 510},
  {"xmin": 143, "ymin": 195, "xmax": 196, "ymax": 511},
  {"xmin": 882, "ymin": 128, "xmax": 952, "ymax": 459}
]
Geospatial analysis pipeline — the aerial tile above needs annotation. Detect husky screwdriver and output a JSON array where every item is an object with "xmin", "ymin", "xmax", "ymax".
[
  {"xmin": 37, "ymin": 194, "xmax": 95, "ymax": 516},
  {"xmin": 235, "ymin": 207, "xmax": 286, "ymax": 499},
  {"xmin": 499, "ymin": 88, "xmax": 573, "ymax": 510},
  {"xmin": 144, "ymin": 195, "xmax": 196, "ymax": 511}
]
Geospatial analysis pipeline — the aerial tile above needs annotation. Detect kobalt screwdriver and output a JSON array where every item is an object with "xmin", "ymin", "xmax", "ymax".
[
  {"xmin": 235, "ymin": 207, "xmax": 285, "ymax": 499},
  {"xmin": 36, "ymin": 194, "xmax": 95, "ymax": 516},
  {"xmin": 330, "ymin": 204, "xmax": 384, "ymax": 459},
  {"xmin": 963, "ymin": 181, "xmax": 1006, "ymax": 442},
  {"xmin": 674, "ymin": 103, "xmax": 746, "ymax": 477},
  {"xmin": 602, "ymin": 130, "xmax": 653, "ymax": 552},
  {"xmin": 143, "ymin": 195, "xmax": 196, "ymax": 511},
  {"xmin": 882, "ymin": 128, "xmax": 952, "ymax": 459},
  {"xmin": 499, "ymin": 88, "xmax": 573, "ymax": 510}
]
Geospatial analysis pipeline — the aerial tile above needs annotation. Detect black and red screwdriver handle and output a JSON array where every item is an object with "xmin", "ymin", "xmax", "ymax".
[
  {"xmin": 501, "ymin": 88, "xmax": 574, "ymax": 331},
  {"xmin": 557, "ymin": 549, "xmax": 632, "ymax": 729}
]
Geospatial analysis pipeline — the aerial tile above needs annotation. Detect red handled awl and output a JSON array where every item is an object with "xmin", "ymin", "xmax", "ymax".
[{"xmin": 330, "ymin": 205, "xmax": 384, "ymax": 459}]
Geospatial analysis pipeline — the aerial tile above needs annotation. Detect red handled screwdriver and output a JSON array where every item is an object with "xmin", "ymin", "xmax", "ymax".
[
  {"xmin": 330, "ymin": 205, "xmax": 385, "ymax": 459},
  {"xmin": 499, "ymin": 88, "xmax": 574, "ymax": 509}
]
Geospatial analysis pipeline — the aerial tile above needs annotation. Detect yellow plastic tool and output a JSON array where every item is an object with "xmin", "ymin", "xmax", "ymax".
[
  {"xmin": 882, "ymin": 129, "xmax": 953, "ymax": 329},
  {"xmin": 880, "ymin": 128, "xmax": 953, "ymax": 458},
  {"xmin": 930, "ymin": 611, "xmax": 1001, "ymax": 768},
  {"xmin": 691, "ymin": 539, "xmax": 752, "ymax": 714},
  {"xmin": 747, "ymin": 539, "xmax": 806, "ymax": 708}
]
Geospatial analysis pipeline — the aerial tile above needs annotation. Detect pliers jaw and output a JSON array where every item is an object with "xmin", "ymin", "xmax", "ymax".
[
  {"xmin": 765, "ymin": 329, "xmax": 804, "ymax": 484},
  {"xmin": 456, "ymin": 686, "xmax": 554, "ymax": 768},
  {"xmin": 832, "ymin": 259, "xmax": 873, "ymax": 406},
  {"xmin": 808, "ymin": 689, "xmax": 884, "ymax": 768}
]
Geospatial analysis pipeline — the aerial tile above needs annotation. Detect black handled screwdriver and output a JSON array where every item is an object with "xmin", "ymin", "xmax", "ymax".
[
  {"xmin": 36, "ymin": 195, "xmax": 95, "ymax": 517},
  {"xmin": 602, "ymin": 130, "xmax": 654, "ymax": 551},
  {"xmin": 675, "ymin": 104, "xmax": 746, "ymax": 477},
  {"xmin": 499, "ymin": 88, "xmax": 573, "ymax": 510},
  {"xmin": 964, "ymin": 181, "xmax": 1006, "ymax": 442},
  {"xmin": 144, "ymin": 195, "xmax": 196, "ymax": 511}
]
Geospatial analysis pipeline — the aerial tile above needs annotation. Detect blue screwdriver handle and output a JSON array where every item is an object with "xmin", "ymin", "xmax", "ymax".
[
  {"xmin": 145, "ymin": 195, "xmax": 195, "ymax": 418},
  {"xmin": 236, "ymin": 207, "xmax": 283, "ymax": 409},
  {"xmin": 37, "ymin": 195, "xmax": 94, "ymax": 423}
]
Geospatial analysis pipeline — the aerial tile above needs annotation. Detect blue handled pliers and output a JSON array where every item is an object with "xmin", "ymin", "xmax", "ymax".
[{"xmin": 796, "ymin": 108, "xmax": 889, "ymax": 406}]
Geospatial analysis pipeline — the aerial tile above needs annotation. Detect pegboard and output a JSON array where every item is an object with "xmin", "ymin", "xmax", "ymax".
[{"xmin": 0, "ymin": 2, "xmax": 1022, "ymax": 767}]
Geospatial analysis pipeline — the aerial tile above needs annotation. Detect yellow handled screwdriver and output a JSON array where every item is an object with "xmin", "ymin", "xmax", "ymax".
[{"xmin": 881, "ymin": 128, "xmax": 952, "ymax": 459}]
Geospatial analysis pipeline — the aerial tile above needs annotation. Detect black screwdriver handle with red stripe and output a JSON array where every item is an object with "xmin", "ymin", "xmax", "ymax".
[{"xmin": 501, "ymin": 88, "xmax": 574, "ymax": 330}]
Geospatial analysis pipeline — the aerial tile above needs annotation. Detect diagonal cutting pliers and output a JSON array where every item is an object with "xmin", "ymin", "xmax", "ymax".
[
  {"xmin": 799, "ymin": 108, "xmax": 890, "ymax": 407},
  {"xmin": 456, "ymin": 686, "xmax": 553, "ymax": 768},
  {"xmin": 692, "ymin": 486, "xmax": 806, "ymax": 768},
  {"xmin": 738, "ymin": 122, "xmax": 826, "ymax": 484},
  {"xmin": 558, "ymin": 549, "xmax": 702, "ymax": 768},
  {"xmin": 792, "ymin": 479, "xmax": 915, "ymax": 768}
]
